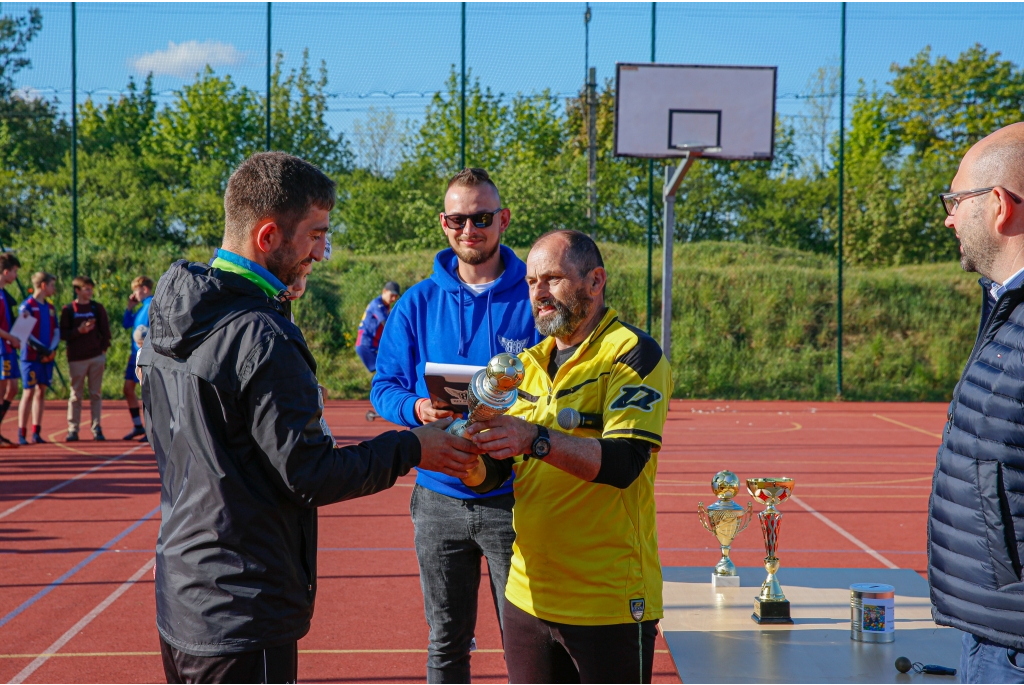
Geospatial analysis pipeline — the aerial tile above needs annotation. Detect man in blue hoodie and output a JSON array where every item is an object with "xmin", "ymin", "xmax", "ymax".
[{"xmin": 372, "ymin": 168, "xmax": 538, "ymax": 683}]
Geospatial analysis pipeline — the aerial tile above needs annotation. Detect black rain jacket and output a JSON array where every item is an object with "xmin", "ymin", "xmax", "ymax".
[{"xmin": 139, "ymin": 260, "xmax": 421, "ymax": 656}]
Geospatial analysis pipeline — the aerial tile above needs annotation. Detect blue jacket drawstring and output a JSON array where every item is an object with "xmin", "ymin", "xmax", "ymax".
[
  {"xmin": 457, "ymin": 289, "xmax": 466, "ymax": 357},
  {"xmin": 486, "ymin": 289, "xmax": 495, "ymax": 357}
]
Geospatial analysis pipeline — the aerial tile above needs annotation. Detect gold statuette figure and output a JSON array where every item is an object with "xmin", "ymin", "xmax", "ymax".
[{"xmin": 697, "ymin": 470, "xmax": 753, "ymax": 587}]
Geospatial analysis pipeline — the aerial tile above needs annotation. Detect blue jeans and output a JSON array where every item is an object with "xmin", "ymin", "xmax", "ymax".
[
  {"xmin": 961, "ymin": 633, "xmax": 1024, "ymax": 683},
  {"xmin": 410, "ymin": 484, "xmax": 515, "ymax": 684}
]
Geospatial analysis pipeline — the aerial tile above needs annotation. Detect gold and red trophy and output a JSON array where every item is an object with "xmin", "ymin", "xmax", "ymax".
[{"xmin": 746, "ymin": 477, "xmax": 795, "ymax": 624}]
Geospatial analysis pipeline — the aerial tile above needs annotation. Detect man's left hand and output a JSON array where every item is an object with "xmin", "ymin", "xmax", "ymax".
[{"xmin": 464, "ymin": 416, "xmax": 538, "ymax": 460}]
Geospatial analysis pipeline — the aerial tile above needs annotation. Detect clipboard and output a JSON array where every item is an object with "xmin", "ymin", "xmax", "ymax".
[{"xmin": 424, "ymin": 362, "xmax": 483, "ymax": 412}]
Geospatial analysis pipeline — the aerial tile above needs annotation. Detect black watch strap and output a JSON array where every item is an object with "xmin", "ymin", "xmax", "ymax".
[{"xmin": 528, "ymin": 425, "xmax": 551, "ymax": 460}]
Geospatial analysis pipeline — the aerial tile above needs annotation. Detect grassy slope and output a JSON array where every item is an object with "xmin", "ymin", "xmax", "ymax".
[{"xmin": 297, "ymin": 241, "xmax": 978, "ymax": 402}]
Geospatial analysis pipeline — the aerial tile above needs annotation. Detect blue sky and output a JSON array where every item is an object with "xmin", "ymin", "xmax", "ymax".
[{"xmin": 6, "ymin": 2, "xmax": 1024, "ymax": 159}]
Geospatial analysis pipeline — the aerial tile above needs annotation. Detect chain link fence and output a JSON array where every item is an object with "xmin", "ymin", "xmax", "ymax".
[{"xmin": 2, "ymin": 2, "xmax": 1022, "ymax": 400}]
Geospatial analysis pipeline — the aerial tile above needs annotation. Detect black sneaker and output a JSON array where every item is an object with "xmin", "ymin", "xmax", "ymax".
[
  {"xmin": 66, "ymin": 432, "xmax": 79, "ymax": 442},
  {"xmin": 123, "ymin": 426, "xmax": 146, "ymax": 440},
  {"xmin": 31, "ymin": 433, "xmax": 46, "ymax": 444},
  {"xmin": 92, "ymin": 428, "xmax": 106, "ymax": 441},
  {"xmin": 0, "ymin": 435, "xmax": 16, "ymax": 449},
  {"xmin": 140, "ymin": 435, "xmax": 149, "ymax": 443}
]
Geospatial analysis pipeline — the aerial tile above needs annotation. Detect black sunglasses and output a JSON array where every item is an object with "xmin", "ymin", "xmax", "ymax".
[{"xmin": 442, "ymin": 208, "xmax": 504, "ymax": 230}]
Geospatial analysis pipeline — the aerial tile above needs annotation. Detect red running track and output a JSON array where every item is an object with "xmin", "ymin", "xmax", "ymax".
[{"xmin": 0, "ymin": 399, "xmax": 945, "ymax": 683}]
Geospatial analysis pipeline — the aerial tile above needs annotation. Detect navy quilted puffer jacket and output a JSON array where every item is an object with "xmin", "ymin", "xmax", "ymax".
[{"xmin": 930, "ymin": 278, "xmax": 1024, "ymax": 649}]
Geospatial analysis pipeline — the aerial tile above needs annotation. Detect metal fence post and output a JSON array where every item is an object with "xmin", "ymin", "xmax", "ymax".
[
  {"xmin": 460, "ymin": 2, "xmax": 466, "ymax": 170},
  {"xmin": 662, "ymin": 165, "xmax": 675, "ymax": 362},
  {"xmin": 837, "ymin": 1, "xmax": 846, "ymax": 397},
  {"xmin": 266, "ymin": 2, "xmax": 271, "ymax": 151},
  {"xmin": 646, "ymin": 2, "xmax": 656, "ymax": 334},
  {"xmin": 70, "ymin": 2, "xmax": 78, "ymax": 279}
]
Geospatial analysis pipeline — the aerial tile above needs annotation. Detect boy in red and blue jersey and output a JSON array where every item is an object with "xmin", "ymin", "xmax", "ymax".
[
  {"xmin": 355, "ymin": 281, "xmax": 400, "ymax": 373},
  {"xmin": 122, "ymin": 275, "xmax": 153, "ymax": 441},
  {"xmin": 18, "ymin": 271, "xmax": 58, "ymax": 445},
  {"xmin": 0, "ymin": 253, "xmax": 23, "ymax": 447}
]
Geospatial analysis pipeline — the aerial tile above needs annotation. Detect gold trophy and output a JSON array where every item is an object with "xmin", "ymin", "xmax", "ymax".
[
  {"xmin": 446, "ymin": 353, "xmax": 525, "ymax": 439},
  {"xmin": 746, "ymin": 477, "xmax": 795, "ymax": 624},
  {"xmin": 697, "ymin": 470, "xmax": 753, "ymax": 588}
]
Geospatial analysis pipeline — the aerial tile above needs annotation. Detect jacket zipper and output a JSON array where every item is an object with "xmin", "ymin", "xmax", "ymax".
[{"xmin": 948, "ymin": 291, "xmax": 1012, "ymax": 433}]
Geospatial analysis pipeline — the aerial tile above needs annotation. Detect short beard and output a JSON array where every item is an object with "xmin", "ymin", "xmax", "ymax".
[
  {"xmin": 534, "ymin": 285, "xmax": 592, "ymax": 339},
  {"xmin": 264, "ymin": 238, "xmax": 307, "ymax": 287},
  {"xmin": 451, "ymin": 239, "xmax": 499, "ymax": 266},
  {"xmin": 959, "ymin": 202, "xmax": 999, "ymax": 276}
]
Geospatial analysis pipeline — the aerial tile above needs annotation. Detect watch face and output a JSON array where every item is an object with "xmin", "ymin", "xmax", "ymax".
[{"xmin": 535, "ymin": 439, "xmax": 551, "ymax": 457}]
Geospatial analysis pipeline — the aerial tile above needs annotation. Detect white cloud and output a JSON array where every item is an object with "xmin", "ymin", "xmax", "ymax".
[
  {"xmin": 130, "ymin": 40, "xmax": 244, "ymax": 78},
  {"xmin": 12, "ymin": 86, "xmax": 44, "ymax": 102}
]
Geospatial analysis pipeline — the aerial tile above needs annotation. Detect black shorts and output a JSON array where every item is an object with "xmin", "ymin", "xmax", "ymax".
[
  {"xmin": 160, "ymin": 637, "xmax": 297, "ymax": 684},
  {"xmin": 502, "ymin": 598, "xmax": 658, "ymax": 684}
]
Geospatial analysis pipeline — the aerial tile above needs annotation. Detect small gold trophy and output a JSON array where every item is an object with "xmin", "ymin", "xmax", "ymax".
[
  {"xmin": 446, "ymin": 353, "xmax": 525, "ymax": 439},
  {"xmin": 747, "ymin": 477, "xmax": 795, "ymax": 624},
  {"xmin": 697, "ymin": 470, "xmax": 753, "ymax": 588}
]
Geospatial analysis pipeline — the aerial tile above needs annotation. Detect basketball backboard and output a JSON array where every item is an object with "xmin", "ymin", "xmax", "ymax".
[{"xmin": 614, "ymin": 63, "xmax": 776, "ymax": 161}]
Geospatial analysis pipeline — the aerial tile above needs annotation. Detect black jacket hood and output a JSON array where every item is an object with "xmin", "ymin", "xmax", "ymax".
[{"xmin": 149, "ymin": 259, "xmax": 284, "ymax": 361}]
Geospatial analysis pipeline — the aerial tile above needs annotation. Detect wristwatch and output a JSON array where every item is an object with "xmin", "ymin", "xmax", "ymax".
[{"xmin": 528, "ymin": 425, "xmax": 551, "ymax": 460}]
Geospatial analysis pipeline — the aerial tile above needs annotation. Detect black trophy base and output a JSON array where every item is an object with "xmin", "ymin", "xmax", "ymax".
[{"xmin": 752, "ymin": 597, "xmax": 793, "ymax": 624}]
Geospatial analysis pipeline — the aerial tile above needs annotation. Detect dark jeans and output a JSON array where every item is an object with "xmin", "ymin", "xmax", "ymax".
[
  {"xmin": 160, "ymin": 637, "xmax": 297, "ymax": 684},
  {"xmin": 502, "ymin": 599, "xmax": 658, "ymax": 684},
  {"xmin": 960, "ymin": 633, "xmax": 1024, "ymax": 683},
  {"xmin": 410, "ymin": 484, "xmax": 516, "ymax": 684}
]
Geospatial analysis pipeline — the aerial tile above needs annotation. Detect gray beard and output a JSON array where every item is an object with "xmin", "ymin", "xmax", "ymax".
[{"xmin": 534, "ymin": 287, "xmax": 591, "ymax": 339}]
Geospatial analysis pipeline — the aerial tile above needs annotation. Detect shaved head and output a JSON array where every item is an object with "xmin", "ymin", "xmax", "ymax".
[
  {"xmin": 948, "ymin": 122, "xmax": 1024, "ymax": 282},
  {"xmin": 963, "ymin": 122, "xmax": 1024, "ymax": 190}
]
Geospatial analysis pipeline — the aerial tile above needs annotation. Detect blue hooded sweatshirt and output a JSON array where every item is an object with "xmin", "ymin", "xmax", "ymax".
[{"xmin": 371, "ymin": 244, "xmax": 539, "ymax": 499}]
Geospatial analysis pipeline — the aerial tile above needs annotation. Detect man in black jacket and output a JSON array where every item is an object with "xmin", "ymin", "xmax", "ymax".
[
  {"xmin": 139, "ymin": 152, "xmax": 480, "ymax": 684},
  {"xmin": 932, "ymin": 122, "xmax": 1024, "ymax": 683}
]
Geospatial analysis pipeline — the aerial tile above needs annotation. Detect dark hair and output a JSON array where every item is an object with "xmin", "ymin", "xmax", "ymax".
[
  {"xmin": 537, "ymin": 229, "xmax": 604, "ymax": 277},
  {"xmin": 31, "ymin": 271, "xmax": 55, "ymax": 289},
  {"xmin": 447, "ymin": 167, "xmax": 500, "ymax": 202},
  {"xmin": 0, "ymin": 252, "xmax": 21, "ymax": 272},
  {"xmin": 224, "ymin": 152, "xmax": 336, "ymax": 246},
  {"xmin": 72, "ymin": 275, "xmax": 95, "ymax": 290}
]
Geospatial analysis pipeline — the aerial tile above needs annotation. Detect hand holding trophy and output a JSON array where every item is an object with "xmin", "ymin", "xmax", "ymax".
[
  {"xmin": 446, "ymin": 353, "xmax": 525, "ymax": 444},
  {"xmin": 697, "ymin": 470, "xmax": 753, "ymax": 587}
]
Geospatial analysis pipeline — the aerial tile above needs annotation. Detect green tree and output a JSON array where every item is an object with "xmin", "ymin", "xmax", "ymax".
[
  {"xmin": 269, "ymin": 49, "xmax": 353, "ymax": 176},
  {"xmin": 841, "ymin": 45, "xmax": 1024, "ymax": 265}
]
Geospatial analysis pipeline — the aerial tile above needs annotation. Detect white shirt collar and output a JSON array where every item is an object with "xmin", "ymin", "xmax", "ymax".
[{"xmin": 990, "ymin": 266, "xmax": 1024, "ymax": 300}]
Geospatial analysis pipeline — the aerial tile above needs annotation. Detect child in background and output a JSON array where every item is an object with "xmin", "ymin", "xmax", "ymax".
[
  {"xmin": 0, "ymin": 253, "xmax": 22, "ymax": 447},
  {"xmin": 122, "ymin": 276, "xmax": 153, "ymax": 441},
  {"xmin": 17, "ymin": 272, "xmax": 58, "ymax": 445}
]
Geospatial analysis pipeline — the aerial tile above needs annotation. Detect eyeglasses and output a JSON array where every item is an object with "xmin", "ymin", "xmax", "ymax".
[
  {"xmin": 939, "ymin": 187, "xmax": 1023, "ymax": 217},
  {"xmin": 442, "ymin": 208, "xmax": 504, "ymax": 230}
]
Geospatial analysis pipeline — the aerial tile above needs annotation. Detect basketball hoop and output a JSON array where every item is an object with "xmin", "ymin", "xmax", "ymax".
[{"xmin": 613, "ymin": 62, "xmax": 777, "ymax": 364}]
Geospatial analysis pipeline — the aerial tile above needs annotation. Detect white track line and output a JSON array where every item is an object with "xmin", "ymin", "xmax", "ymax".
[
  {"xmin": 0, "ymin": 444, "xmax": 145, "ymax": 521},
  {"xmin": 790, "ymin": 495, "xmax": 899, "ymax": 570},
  {"xmin": 8, "ymin": 557, "xmax": 156, "ymax": 684}
]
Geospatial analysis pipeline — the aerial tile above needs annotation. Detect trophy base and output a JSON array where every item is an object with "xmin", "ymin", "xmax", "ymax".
[
  {"xmin": 752, "ymin": 597, "xmax": 793, "ymax": 624},
  {"xmin": 711, "ymin": 574, "xmax": 740, "ymax": 588}
]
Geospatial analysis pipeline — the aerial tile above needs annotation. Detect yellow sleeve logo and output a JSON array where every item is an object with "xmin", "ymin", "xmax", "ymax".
[{"xmin": 609, "ymin": 385, "xmax": 662, "ymax": 412}]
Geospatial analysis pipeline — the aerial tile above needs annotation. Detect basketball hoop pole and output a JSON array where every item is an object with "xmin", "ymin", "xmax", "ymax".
[{"xmin": 661, "ymin": 154, "xmax": 697, "ymax": 363}]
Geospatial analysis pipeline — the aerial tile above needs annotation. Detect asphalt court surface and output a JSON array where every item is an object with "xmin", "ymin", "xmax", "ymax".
[{"xmin": 0, "ymin": 399, "xmax": 944, "ymax": 682}]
